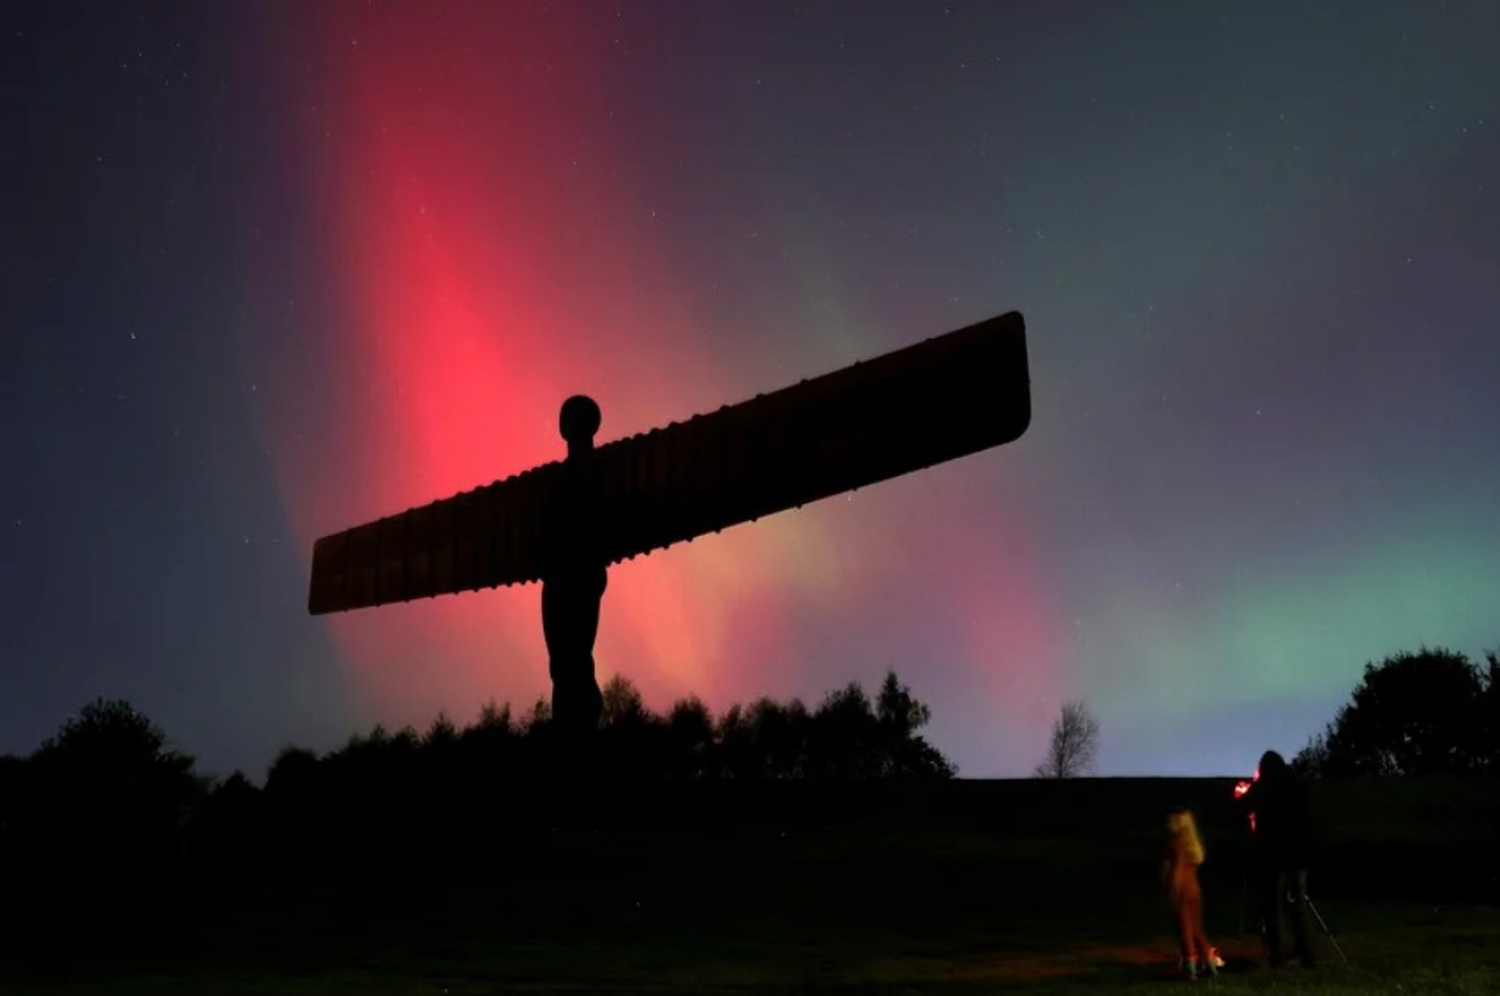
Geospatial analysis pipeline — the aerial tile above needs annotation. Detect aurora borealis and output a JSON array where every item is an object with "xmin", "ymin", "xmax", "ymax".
[{"xmin": 4, "ymin": 1, "xmax": 1497, "ymax": 778}]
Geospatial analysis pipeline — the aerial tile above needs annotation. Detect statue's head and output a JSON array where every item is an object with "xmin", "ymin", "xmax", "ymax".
[{"xmin": 559, "ymin": 394, "xmax": 602, "ymax": 451}]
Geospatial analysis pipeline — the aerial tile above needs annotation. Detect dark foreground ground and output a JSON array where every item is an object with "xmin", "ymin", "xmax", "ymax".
[{"xmin": 1, "ymin": 777, "xmax": 1496, "ymax": 994}]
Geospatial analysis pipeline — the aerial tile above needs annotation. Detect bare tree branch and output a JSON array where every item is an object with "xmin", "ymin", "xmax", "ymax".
[{"xmin": 1034, "ymin": 700, "xmax": 1100, "ymax": 778}]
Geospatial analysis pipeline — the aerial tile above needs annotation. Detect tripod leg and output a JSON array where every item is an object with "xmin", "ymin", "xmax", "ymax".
[{"xmin": 1306, "ymin": 897, "xmax": 1350, "ymax": 967}]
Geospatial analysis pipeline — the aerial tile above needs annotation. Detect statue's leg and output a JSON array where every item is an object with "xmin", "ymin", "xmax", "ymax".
[
  {"xmin": 541, "ymin": 569, "xmax": 607, "ymax": 736},
  {"xmin": 575, "ymin": 567, "xmax": 606, "ymax": 729},
  {"xmin": 541, "ymin": 579, "xmax": 578, "ymax": 727}
]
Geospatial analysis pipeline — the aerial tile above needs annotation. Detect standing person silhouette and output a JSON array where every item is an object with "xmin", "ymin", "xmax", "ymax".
[
  {"xmin": 541, "ymin": 395, "xmax": 609, "ymax": 753},
  {"xmin": 1163, "ymin": 808, "xmax": 1219, "ymax": 980},
  {"xmin": 1238, "ymin": 750, "xmax": 1316, "ymax": 968}
]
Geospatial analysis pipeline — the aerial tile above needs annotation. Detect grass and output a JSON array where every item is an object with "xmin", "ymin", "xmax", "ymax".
[
  {"xmin": 1, "ymin": 778, "xmax": 1496, "ymax": 994},
  {"xmin": 8, "ymin": 908, "xmax": 1498, "ymax": 995}
]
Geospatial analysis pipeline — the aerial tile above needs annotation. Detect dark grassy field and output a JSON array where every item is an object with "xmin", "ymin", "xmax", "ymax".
[{"xmin": 1, "ymin": 777, "xmax": 1496, "ymax": 994}]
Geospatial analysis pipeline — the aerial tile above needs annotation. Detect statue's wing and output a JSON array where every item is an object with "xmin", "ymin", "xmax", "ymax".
[
  {"xmin": 307, "ymin": 460, "xmax": 561, "ymax": 614},
  {"xmin": 590, "ymin": 310, "xmax": 1030, "ymax": 566},
  {"xmin": 307, "ymin": 311, "xmax": 1030, "ymax": 616}
]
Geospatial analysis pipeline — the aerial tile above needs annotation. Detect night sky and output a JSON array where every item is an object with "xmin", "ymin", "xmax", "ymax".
[{"xmin": 4, "ymin": 2, "xmax": 1498, "ymax": 780}]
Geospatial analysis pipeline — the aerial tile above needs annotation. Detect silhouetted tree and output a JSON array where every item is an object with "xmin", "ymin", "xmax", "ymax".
[
  {"xmin": 1291, "ymin": 731, "xmax": 1331, "ymax": 778},
  {"xmin": 186, "ymin": 771, "xmax": 263, "ymax": 874},
  {"xmin": 25, "ymin": 699, "xmax": 202, "ymax": 898},
  {"xmin": 265, "ymin": 745, "xmax": 321, "ymax": 799},
  {"xmin": 424, "ymin": 712, "xmax": 459, "ymax": 751},
  {"xmin": 457, "ymin": 699, "xmax": 523, "ymax": 785},
  {"xmin": 666, "ymin": 697, "xmax": 716, "ymax": 780},
  {"xmin": 874, "ymin": 670, "xmax": 957, "ymax": 779},
  {"xmin": 0, "ymin": 753, "xmax": 25, "ymax": 856},
  {"xmin": 33, "ymin": 698, "xmax": 196, "ymax": 784},
  {"xmin": 747, "ymin": 696, "xmax": 811, "ymax": 779},
  {"xmin": 595, "ymin": 675, "xmax": 675, "ymax": 778},
  {"xmin": 1034, "ymin": 700, "xmax": 1100, "ymax": 779},
  {"xmin": 522, "ymin": 696, "xmax": 553, "ymax": 731},
  {"xmin": 601, "ymin": 674, "xmax": 651, "ymax": 729},
  {"xmin": 875, "ymin": 670, "xmax": 930, "ymax": 738},
  {"xmin": 808, "ymin": 683, "xmax": 881, "ymax": 780},
  {"xmin": 714, "ymin": 703, "xmax": 757, "ymax": 779},
  {"xmin": 1482, "ymin": 651, "xmax": 1500, "ymax": 774},
  {"xmin": 262, "ymin": 744, "xmax": 326, "ymax": 859},
  {"xmin": 1311, "ymin": 647, "xmax": 1488, "ymax": 777},
  {"xmin": 470, "ymin": 699, "xmax": 516, "ymax": 741}
]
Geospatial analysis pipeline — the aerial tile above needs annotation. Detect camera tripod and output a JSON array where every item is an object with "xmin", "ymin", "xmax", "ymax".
[{"xmin": 1236, "ymin": 865, "xmax": 1349, "ymax": 967}]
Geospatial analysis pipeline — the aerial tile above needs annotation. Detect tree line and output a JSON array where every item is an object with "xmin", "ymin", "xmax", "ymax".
[
  {"xmin": 1293, "ymin": 646, "xmax": 1500, "ymax": 778},
  {"xmin": 0, "ymin": 670, "xmax": 955, "ymax": 918}
]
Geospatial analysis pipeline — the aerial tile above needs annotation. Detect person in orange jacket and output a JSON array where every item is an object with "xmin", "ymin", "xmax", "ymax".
[{"xmin": 1163, "ymin": 807, "xmax": 1219, "ymax": 979}]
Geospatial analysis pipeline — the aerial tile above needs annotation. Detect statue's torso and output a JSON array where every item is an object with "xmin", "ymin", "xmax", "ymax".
[{"xmin": 543, "ymin": 458, "xmax": 605, "ymax": 583}]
